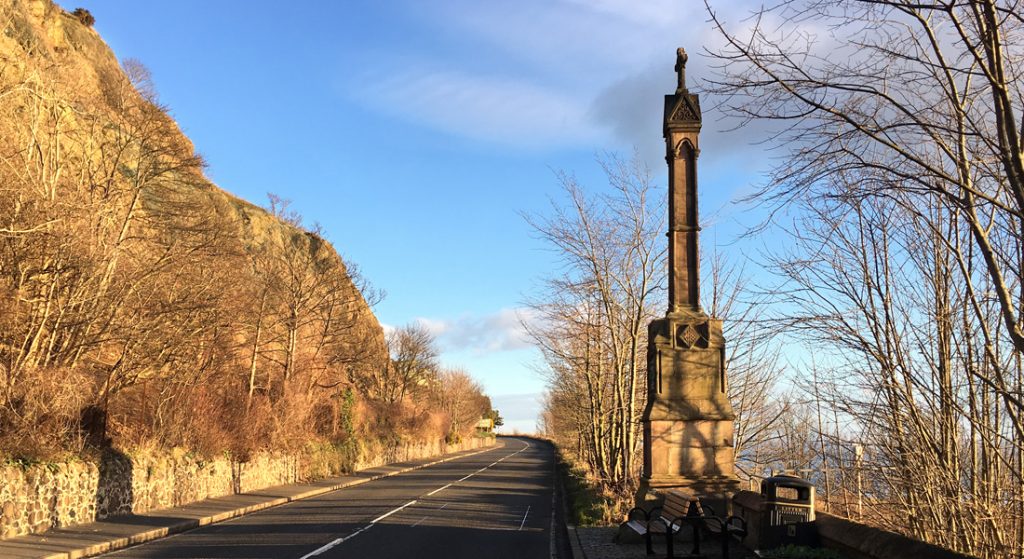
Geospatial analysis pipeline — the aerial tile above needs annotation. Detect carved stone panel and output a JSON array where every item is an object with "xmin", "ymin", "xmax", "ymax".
[{"xmin": 675, "ymin": 321, "xmax": 709, "ymax": 349}]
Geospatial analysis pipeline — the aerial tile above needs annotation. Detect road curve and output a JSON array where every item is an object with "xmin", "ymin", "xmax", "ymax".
[{"xmin": 101, "ymin": 437, "xmax": 559, "ymax": 559}]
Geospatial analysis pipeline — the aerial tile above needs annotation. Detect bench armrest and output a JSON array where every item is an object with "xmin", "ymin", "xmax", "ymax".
[
  {"xmin": 703, "ymin": 516, "xmax": 725, "ymax": 534},
  {"xmin": 725, "ymin": 515, "xmax": 748, "ymax": 538},
  {"xmin": 626, "ymin": 506, "xmax": 651, "ymax": 522}
]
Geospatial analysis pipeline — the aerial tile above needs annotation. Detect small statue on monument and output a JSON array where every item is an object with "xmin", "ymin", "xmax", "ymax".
[{"xmin": 675, "ymin": 48, "xmax": 688, "ymax": 93}]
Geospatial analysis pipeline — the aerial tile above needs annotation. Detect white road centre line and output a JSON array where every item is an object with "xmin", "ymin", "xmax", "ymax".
[
  {"xmin": 298, "ymin": 525, "xmax": 372, "ymax": 559},
  {"xmin": 305, "ymin": 441, "xmax": 531, "ymax": 556},
  {"xmin": 411, "ymin": 502, "xmax": 447, "ymax": 528},
  {"xmin": 371, "ymin": 499, "xmax": 417, "ymax": 524},
  {"xmin": 519, "ymin": 505, "xmax": 531, "ymax": 531},
  {"xmin": 426, "ymin": 483, "xmax": 452, "ymax": 496},
  {"xmin": 424, "ymin": 441, "xmax": 529, "ymax": 498}
]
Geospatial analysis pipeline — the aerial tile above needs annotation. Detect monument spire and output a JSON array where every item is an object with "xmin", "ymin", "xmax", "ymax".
[
  {"xmin": 636, "ymin": 47, "xmax": 739, "ymax": 508},
  {"xmin": 665, "ymin": 47, "xmax": 702, "ymax": 316}
]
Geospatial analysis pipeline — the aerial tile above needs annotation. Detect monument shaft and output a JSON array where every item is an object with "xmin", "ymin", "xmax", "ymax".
[{"xmin": 637, "ymin": 49, "xmax": 739, "ymax": 501}]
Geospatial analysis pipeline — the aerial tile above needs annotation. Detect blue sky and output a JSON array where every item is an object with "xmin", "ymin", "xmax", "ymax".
[{"xmin": 62, "ymin": 0, "xmax": 775, "ymax": 433}]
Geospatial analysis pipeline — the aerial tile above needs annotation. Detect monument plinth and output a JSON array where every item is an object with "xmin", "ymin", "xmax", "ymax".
[{"xmin": 637, "ymin": 48, "xmax": 740, "ymax": 504}]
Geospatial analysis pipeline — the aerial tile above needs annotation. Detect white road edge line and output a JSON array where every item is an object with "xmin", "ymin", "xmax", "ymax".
[{"xmin": 519, "ymin": 505, "xmax": 531, "ymax": 531}]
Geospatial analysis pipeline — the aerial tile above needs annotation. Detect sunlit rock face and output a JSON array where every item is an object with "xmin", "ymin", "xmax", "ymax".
[{"xmin": 0, "ymin": 0, "xmax": 388, "ymax": 379}]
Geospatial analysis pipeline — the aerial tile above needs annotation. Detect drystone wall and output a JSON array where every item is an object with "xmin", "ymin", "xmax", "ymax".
[
  {"xmin": 354, "ymin": 435, "xmax": 493, "ymax": 471},
  {"xmin": 0, "ymin": 449, "xmax": 299, "ymax": 539},
  {"xmin": 0, "ymin": 436, "xmax": 494, "ymax": 540}
]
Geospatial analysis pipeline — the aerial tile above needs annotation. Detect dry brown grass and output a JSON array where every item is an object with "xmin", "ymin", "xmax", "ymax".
[{"xmin": 0, "ymin": 367, "xmax": 93, "ymax": 460}]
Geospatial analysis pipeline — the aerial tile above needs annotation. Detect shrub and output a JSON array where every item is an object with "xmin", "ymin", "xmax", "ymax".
[
  {"xmin": 0, "ymin": 367, "xmax": 93, "ymax": 460},
  {"xmin": 71, "ymin": 8, "xmax": 95, "ymax": 27}
]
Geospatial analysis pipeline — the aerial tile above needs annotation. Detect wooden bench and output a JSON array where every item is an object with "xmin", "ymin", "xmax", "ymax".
[
  {"xmin": 625, "ymin": 490, "xmax": 750, "ymax": 558},
  {"xmin": 626, "ymin": 490, "xmax": 709, "ymax": 557}
]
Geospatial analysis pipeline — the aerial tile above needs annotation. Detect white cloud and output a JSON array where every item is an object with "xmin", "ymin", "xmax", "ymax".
[
  {"xmin": 588, "ymin": 62, "xmax": 673, "ymax": 167},
  {"xmin": 411, "ymin": 307, "xmax": 537, "ymax": 354},
  {"xmin": 560, "ymin": 0, "xmax": 693, "ymax": 29},
  {"xmin": 432, "ymin": 0, "xmax": 704, "ymax": 78},
  {"xmin": 352, "ymin": 68, "xmax": 603, "ymax": 150},
  {"xmin": 342, "ymin": 0, "xmax": 713, "ymax": 151},
  {"xmin": 344, "ymin": 0, "xmax": 787, "ymax": 159}
]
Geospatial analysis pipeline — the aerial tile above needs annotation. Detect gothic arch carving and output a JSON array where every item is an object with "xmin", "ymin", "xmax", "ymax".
[{"xmin": 672, "ymin": 137, "xmax": 696, "ymax": 159}]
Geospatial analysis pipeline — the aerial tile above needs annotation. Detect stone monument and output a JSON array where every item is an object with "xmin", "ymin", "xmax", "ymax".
[{"xmin": 636, "ymin": 48, "xmax": 740, "ymax": 505}]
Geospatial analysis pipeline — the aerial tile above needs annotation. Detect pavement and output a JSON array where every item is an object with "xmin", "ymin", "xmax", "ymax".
[{"xmin": 0, "ymin": 438, "xmax": 561, "ymax": 559}]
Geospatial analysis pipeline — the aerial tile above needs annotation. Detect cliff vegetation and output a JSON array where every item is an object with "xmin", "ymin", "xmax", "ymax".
[{"xmin": 0, "ymin": 0, "xmax": 492, "ymax": 465}]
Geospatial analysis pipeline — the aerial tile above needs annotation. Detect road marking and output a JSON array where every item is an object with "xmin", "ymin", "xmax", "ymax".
[
  {"xmin": 519, "ymin": 505, "xmax": 531, "ymax": 531},
  {"xmin": 371, "ymin": 500, "xmax": 417, "ymax": 524},
  {"xmin": 298, "ymin": 525, "xmax": 372, "ymax": 559},
  {"xmin": 300, "ymin": 496, "xmax": 416, "ymax": 558},
  {"xmin": 411, "ymin": 503, "xmax": 446, "ymax": 527},
  {"xmin": 426, "ymin": 483, "xmax": 452, "ymax": 496},
  {"xmin": 131, "ymin": 444, "xmax": 511, "ymax": 559},
  {"xmin": 424, "ymin": 441, "xmax": 529, "ymax": 498},
  {"xmin": 303, "ymin": 441, "xmax": 529, "ymax": 556}
]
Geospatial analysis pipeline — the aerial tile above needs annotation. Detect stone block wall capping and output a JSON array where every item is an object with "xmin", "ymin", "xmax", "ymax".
[{"xmin": 815, "ymin": 511, "xmax": 978, "ymax": 559}]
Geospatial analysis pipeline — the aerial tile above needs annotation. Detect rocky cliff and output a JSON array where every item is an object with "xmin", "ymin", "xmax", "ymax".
[{"xmin": 0, "ymin": 0, "xmax": 387, "ymax": 458}]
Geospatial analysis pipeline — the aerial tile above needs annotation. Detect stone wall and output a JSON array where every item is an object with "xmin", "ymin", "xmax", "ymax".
[
  {"xmin": 815, "ymin": 511, "xmax": 977, "ymax": 559},
  {"xmin": 731, "ymin": 490, "xmax": 977, "ymax": 559},
  {"xmin": 354, "ymin": 435, "xmax": 493, "ymax": 471},
  {"xmin": 0, "ymin": 436, "xmax": 494, "ymax": 540}
]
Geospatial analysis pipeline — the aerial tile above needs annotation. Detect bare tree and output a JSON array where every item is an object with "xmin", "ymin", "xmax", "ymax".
[
  {"xmin": 759, "ymin": 188, "xmax": 1022, "ymax": 556},
  {"xmin": 431, "ymin": 368, "xmax": 489, "ymax": 442},
  {"xmin": 707, "ymin": 0, "xmax": 1024, "ymax": 381},
  {"xmin": 706, "ymin": 3, "xmax": 1024, "ymax": 555},
  {"xmin": 705, "ymin": 253, "xmax": 788, "ymax": 481},
  {"xmin": 377, "ymin": 323, "xmax": 439, "ymax": 405},
  {"xmin": 525, "ymin": 154, "xmax": 665, "ymax": 489}
]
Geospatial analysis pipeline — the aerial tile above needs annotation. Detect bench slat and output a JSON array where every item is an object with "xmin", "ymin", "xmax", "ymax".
[{"xmin": 625, "ymin": 519, "xmax": 647, "ymax": 535}]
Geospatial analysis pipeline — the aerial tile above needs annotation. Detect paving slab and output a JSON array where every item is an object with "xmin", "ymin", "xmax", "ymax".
[{"xmin": 0, "ymin": 444, "xmax": 498, "ymax": 559}]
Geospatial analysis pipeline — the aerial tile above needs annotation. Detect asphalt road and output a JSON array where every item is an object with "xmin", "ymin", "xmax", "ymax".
[{"xmin": 102, "ymin": 437, "xmax": 563, "ymax": 559}]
